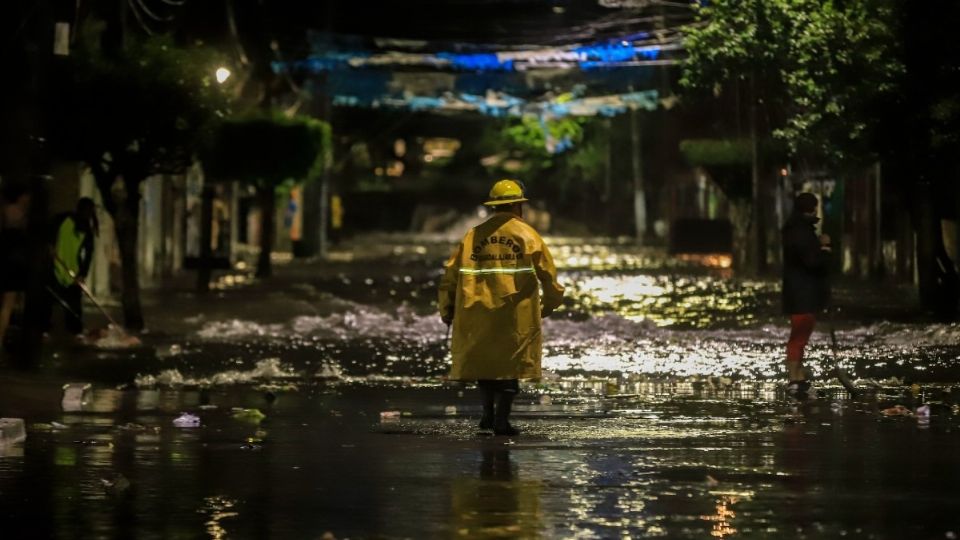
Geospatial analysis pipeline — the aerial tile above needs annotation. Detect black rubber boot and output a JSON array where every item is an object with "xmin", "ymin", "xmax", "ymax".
[
  {"xmin": 478, "ymin": 384, "xmax": 495, "ymax": 430},
  {"xmin": 493, "ymin": 391, "xmax": 519, "ymax": 436}
]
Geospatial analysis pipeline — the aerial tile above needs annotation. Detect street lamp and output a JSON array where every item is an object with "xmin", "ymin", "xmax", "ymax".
[{"xmin": 215, "ymin": 67, "xmax": 231, "ymax": 84}]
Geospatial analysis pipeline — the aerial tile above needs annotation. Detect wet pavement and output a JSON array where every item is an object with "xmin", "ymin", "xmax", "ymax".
[{"xmin": 2, "ymin": 236, "xmax": 960, "ymax": 539}]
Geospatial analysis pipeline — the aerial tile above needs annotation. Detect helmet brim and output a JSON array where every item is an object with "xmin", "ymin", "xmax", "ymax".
[{"xmin": 484, "ymin": 197, "xmax": 528, "ymax": 206}]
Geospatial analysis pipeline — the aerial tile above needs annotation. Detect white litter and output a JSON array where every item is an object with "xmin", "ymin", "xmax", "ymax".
[
  {"xmin": 0, "ymin": 418, "xmax": 26, "ymax": 445},
  {"xmin": 172, "ymin": 413, "xmax": 201, "ymax": 428},
  {"xmin": 62, "ymin": 383, "xmax": 91, "ymax": 412},
  {"xmin": 380, "ymin": 411, "xmax": 401, "ymax": 422}
]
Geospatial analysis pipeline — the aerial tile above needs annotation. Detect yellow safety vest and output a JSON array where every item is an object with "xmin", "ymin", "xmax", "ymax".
[{"xmin": 54, "ymin": 217, "xmax": 86, "ymax": 287}]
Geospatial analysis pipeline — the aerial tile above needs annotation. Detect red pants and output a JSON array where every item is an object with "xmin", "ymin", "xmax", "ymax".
[{"xmin": 787, "ymin": 314, "xmax": 816, "ymax": 363}]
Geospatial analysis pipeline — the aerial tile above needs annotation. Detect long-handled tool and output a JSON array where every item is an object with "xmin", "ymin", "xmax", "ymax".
[
  {"xmin": 825, "ymin": 308, "xmax": 860, "ymax": 398},
  {"xmin": 53, "ymin": 254, "xmax": 124, "ymax": 331},
  {"xmin": 45, "ymin": 286, "xmax": 83, "ymax": 321}
]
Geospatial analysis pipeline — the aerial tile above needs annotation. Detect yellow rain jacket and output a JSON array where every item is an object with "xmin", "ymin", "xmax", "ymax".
[{"xmin": 439, "ymin": 212, "xmax": 564, "ymax": 380}]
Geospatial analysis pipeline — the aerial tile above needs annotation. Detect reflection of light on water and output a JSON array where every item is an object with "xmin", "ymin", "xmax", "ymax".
[
  {"xmin": 674, "ymin": 253, "xmax": 733, "ymax": 269},
  {"xmin": 563, "ymin": 273, "xmax": 776, "ymax": 328},
  {"xmin": 701, "ymin": 495, "xmax": 740, "ymax": 538},
  {"xmin": 86, "ymin": 389, "xmax": 123, "ymax": 413},
  {"xmin": 580, "ymin": 276, "xmax": 668, "ymax": 305},
  {"xmin": 544, "ymin": 347, "xmax": 776, "ymax": 377},
  {"xmin": 203, "ymin": 496, "xmax": 239, "ymax": 540}
]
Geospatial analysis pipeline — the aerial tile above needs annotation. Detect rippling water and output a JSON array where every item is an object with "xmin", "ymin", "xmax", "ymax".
[{"xmin": 142, "ymin": 236, "xmax": 959, "ymax": 387}]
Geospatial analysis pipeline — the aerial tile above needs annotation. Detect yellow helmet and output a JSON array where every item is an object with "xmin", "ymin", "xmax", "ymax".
[{"xmin": 484, "ymin": 179, "xmax": 528, "ymax": 206}]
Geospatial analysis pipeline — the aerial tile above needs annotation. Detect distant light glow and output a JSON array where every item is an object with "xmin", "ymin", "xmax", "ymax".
[{"xmin": 215, "ymin": 67, "xmax": 231, "ymax": 84}]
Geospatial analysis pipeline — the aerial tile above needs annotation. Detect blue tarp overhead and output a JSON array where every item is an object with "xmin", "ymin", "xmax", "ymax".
[{"xmin": 275, "ymin": 32, "xmax": 677, "ymax": 118}]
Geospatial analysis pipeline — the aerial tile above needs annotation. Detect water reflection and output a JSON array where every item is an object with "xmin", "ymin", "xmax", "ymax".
[
  {"xmin": 5, "ymin": 238, "xmax": 960, "ymax": 538},
  {"xmin": 452, "ymin": 448, "xmax": 543, "ymax": 538},
  {"xmin": 202, "ymin": 495, "xmax": 239, "ymax": 540},
  {"xmin": 701, "ymin": 495, "xmax": 739, "ymax": 538},
  {"xmin": 563, "ymin": 273, "xmax": 777, "ymax": 328}
]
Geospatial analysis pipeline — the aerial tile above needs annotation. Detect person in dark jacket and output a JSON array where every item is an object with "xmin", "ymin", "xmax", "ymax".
[
  {"xmin": 0, "ymin": 182, "xmax": 32, "ymax": 345},
  {"xmin": 781, "ymin": 192, "xmax": 832, "ymax": 395}
]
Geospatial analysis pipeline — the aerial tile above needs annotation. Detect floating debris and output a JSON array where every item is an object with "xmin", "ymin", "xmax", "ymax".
[
  {"xmin": 0, "ymin": 418, "xmax": 26, "ymax": 445},
  {"xmin": 101, "ymin": 473, "xmax": 131, "ymax": 496},
  {"xmin": 880, "ymin": 405, "xmax": 912, "ymax": 417},
  {"xmin": 61, "ymin": 383, "xmax": 90, "ymax": 412},
  {"xmin": 173, "ymin": 413, "xmax": 201, "ymax": 428}
]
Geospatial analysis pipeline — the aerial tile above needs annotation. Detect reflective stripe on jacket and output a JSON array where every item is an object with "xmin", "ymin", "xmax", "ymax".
[{"xmin": 439, "ymin": 213, "xmax": 564, "ymax": 380}]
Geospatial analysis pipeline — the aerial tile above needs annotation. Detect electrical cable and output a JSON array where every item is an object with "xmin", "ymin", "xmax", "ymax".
[
  {"xmin": 225, "ymin": 0, "xmax": 250, "ymax": 65},
  {"xmin": 135, "ymin": 0, "xmax": 175, "ymax": 22},
  {"xmin": 127, "ymin": 0, "xmax": 155, "ymax": 35}
]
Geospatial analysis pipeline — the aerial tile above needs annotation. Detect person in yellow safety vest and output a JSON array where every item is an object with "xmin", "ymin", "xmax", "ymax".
[
  {"xmin": 438, "ymin": 179, "xmax": 565, "ymax": 436},
  {"xmin": 48, "ymin": 197, "xmax": 97, "ymax": 335},
  {"xmin": 330, "ymin": 193, "xmax": 344, "ymax": 245}
]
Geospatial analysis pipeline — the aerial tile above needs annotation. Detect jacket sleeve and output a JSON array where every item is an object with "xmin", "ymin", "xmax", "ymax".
[
  {"xmin": 438, "ymin": 243, "xmax": 462, "ymax": 321},
  {"xmin": 533, "ymin": 240, "xmax": 564, "ymax": 312},
  {"xmin": 78, "ymin": 231, "xmax": 94, "ymax": 278}
]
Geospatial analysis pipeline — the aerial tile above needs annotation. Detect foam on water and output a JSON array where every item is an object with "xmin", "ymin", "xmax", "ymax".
[
  {"xmin": 135, "ymin": 358, "xmax": 299, "ymax": 387},
  {"xmin": 196, "ymin": 304, "xmax": 447, "ymax": 342},
  {"xmin": 841, "ymin": 321, "xmax": 960, "ymax": 347}
]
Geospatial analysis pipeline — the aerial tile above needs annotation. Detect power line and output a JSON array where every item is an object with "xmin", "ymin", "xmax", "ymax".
[
  {"xmin": 127, "ymin": 0, "xmax": 155, "ymax": 35},
  {"xmin": 135, "ymin": 0, "xmax": 175, "ymax": 22}
]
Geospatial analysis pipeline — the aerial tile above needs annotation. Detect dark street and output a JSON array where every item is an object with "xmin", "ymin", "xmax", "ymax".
[
  {"xmin": 3, "ymin": 239, "xmax": 959, "ymax": 539},
  {"xmin": 4, "ymin": 0, "xmax": 960, "ymax": 538}
]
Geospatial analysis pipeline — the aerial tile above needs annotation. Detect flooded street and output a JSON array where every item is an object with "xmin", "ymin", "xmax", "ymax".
[{"xmin": 3, "ymin": 237, "xmax": 960, "ymax": 539}]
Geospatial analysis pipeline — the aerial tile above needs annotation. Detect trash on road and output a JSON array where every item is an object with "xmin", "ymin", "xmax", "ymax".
[
  {"xmin": 916, "ymin": 405, "xmax": 931, "ymax": 418},
  {"xmin": 231, "ymin": 408, "xmax": 266, "ymax": 424},
  {"xmin": 444, "ymin": 405, "xmax": 457, "ymax": 415},
  {"xmin": 31, "ymin": 422, "xmax": 68, "ymax": 432},
  {"xmin": 0, "ymin": 418, "xmax": 26, "ymax": 445},
  {"xmin": 101, "ymin": 473, "xmax": 131, "ymax": 496},
  {"xmin": 173, "ymin": 413, "xmax": 201, "ymax": 428},
  {"xmin": 85, "ymin": 325, "xmax": 142, "ymax": 348},
  {"xmin": 380, "ymin": 411, "xmax": 401, "ymax": 422},
  {"xmin": 61, "ymin": 383, "xmax": 91, "ymax": 412},
  {"xmin": 880, "ymin": 405, "xmax": 912, "ymax": 417}
]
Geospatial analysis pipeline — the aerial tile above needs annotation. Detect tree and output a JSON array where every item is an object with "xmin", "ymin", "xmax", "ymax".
[
  {"xmin": 681, "ymin": 0, "xmax": 901, "ymax": 272},
  {"xmin": 205, "ymin": 114, "xmax": 330, "ymax": 278},
  {"xmin": 888, "ymin": 1, "xmax": 960, "ymax": 317},
  {"xmin": 54, "ymin": 24, "xmax": 229, "ymax": 330},
  {"xmin": 681, "ymin": 0, "xmax": 960, "ymax": 316}
]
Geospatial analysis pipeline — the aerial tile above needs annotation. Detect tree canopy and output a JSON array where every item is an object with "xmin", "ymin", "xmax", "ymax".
[
  {"xmin": 681, "ymin": 0, "xmax": 902, "ymax": 169},
  {"xmin": 55, "ymin": 24, "xmax": 230, "ymax": 204},
  {"xmin": 205, "ymin": 114, "xmax": 331, "ymax": 188}
]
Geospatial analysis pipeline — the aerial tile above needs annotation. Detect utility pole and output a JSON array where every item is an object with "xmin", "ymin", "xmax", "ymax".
[
  {"xmin": 630, "ymin": 106, "xmax": 646, "ymax": 243},
  {"xmin": 873, "ymin": 162, "xmax": 883, "ymax": 277},
  {"xmin": 603, "ymin": 117, "xmax": 612, "ymax": 235},
  {"xmin": 318, "ymin": 83, "xmax": 331, "ymax": 259},
  {"xmin": 749, "ymin": 73, "xmax": 766, "ymax": 274}
]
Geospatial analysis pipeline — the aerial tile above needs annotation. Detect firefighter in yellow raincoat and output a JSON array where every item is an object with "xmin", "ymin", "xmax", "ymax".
[{"xmin": 439, "ymin": 179, "xmax": 564, "ymax": 435}]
